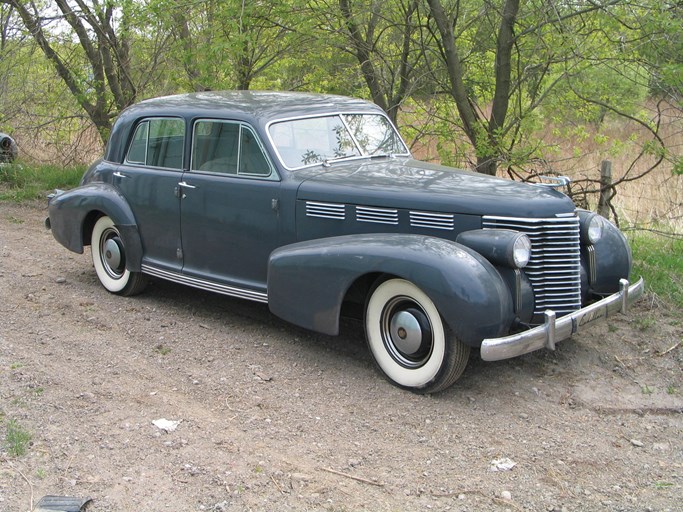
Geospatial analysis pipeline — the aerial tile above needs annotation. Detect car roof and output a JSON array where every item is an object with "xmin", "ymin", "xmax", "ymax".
[
  {"xmin": 105, "ymin": 91, "xmax": 383, "ymax": 164},
  {"xmin": 136, "ymin": 91, "xmax": 379, "ymax": 119}
]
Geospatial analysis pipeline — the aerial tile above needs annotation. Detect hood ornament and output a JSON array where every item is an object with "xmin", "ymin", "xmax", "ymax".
[{"xmin": 535, "ymin": 175, "xmax": 571, "ymax": 189}]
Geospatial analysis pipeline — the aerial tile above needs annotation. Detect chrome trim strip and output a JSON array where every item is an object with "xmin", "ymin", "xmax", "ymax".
[
  {"xmin": 141, "ymin": 264, "xmax": 268, "ymax": 303},
  {"xmin": 480, "ymin": 277, "xmax": 644, "ymax": 361}
]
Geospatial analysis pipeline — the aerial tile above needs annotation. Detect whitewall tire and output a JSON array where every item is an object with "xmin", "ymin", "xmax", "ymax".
[
  {"xmin": 91, "ymin": 216, "xmax": 147, "ymax": 296},
  {"xmin": 365, "ymin": 278, "xmax": 470, "ymax": 393}
]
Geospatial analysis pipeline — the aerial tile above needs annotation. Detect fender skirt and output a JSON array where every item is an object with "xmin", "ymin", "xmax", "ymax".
[{"xmin": 267, "ymin": 233, "xmax": 515, "ymax": 346}]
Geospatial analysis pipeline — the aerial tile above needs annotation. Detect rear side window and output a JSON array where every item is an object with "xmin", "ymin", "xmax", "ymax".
[
  {"xmin": 191, "ymin": 120, "xmax": 273, "ymax": 177},
  {"xmin": 125, "ymin": 118, "xmax": 185, "ymax": 170}
]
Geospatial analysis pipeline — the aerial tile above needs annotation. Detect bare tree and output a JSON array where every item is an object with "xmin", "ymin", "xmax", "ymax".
[{"xmin": 2, "ymin": 0, "xmax": 141, "ymax": 142}]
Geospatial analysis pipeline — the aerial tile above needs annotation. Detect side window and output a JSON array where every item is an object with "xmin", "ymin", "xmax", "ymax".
[
  {"xmin": 191, "ymin": 120, "xmax": 273, "ymax": 177},
  {"xmin": 192, "ymin": 121, "xmax": 240, "ymax": 173},
  {"xmin": 125, "ymin": 118, "xmax": 185, "ymax": 170},
  {"xmin": 239, "ymin": 126, "xmax": 271, "ymax": 176}
]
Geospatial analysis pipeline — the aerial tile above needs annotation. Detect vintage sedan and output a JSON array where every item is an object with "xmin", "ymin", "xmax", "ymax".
[{"xmin": 47, "ymin": 91, "xmax": 644, "ymax": 393}]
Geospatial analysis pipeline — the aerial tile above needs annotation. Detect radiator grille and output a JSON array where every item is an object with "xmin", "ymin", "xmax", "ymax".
[{"xmin": 483, "ymin": 214, "xmax": 582, "ymax": 316}]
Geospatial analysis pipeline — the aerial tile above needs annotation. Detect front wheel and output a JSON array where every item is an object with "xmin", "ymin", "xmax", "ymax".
[
  {"xmin": 91, "ymin": 216, "xmax": 147, "ymax": 296},
  {"xmin": 365, "ymin": 278, "xmax": 470, "ymax": 393}
]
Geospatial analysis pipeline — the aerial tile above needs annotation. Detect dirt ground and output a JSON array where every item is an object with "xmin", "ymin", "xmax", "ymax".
[{"xmin": 1, "ymin": 201, "xmax": 681, "ymax": 512}]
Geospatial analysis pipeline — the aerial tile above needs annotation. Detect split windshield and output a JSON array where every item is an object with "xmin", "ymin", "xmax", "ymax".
[{"xmin": 269, "ymin": 113, "xmax": 409, "ymax": 169}]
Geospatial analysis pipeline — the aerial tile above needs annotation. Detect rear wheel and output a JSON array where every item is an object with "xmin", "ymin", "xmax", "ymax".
[
  {"xmin": 91, "ymin": 216, "xmax": 147, "ymax": 296},
  {"xmin": 365, "ymin": 278, "xmax": 469, "ymax": 393}
]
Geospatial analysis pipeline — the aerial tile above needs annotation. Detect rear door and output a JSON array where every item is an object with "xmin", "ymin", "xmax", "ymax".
[{"xmin": 115, "ymin": 117, "xmax": 185, "ymax": 272}]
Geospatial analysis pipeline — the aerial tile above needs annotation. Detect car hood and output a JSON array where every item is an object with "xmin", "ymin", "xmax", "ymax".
[{"xmin": 295, "ymin": 158, "xmax": 576, "ymax": 218}]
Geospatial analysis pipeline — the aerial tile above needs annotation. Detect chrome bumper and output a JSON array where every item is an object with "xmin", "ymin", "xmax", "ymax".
[{"xmin": 480, "ymin": 277, "xmax": 645, "ymax": 362}]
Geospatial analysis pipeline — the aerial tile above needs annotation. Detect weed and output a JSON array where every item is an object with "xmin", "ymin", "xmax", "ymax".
[
  {"xmin": 4, "ymin": 418, "xmax": 32, "ymax": 457},
  {"xmin": 607, "ymin": 323, "xmax": 618, "ymax": 333},
  {"xmin": 666, "ymin": 384, "xmax": 678, "ymax": 395},
  {"xmin": 634, "ymin": 316, "xmax": 656, "ymax": 331},
  {"xmin": 155, "ymin": 344, "xmax": 171, "ymax": 356},
  {"xmin": 641, "ymin": 384, "xmax": 654, "ymax": 395},
  {"xmin": 654, "ymin": 481, "xmax": 673, "ymax": 489},
  {"xmin": 32, "ymin": 387, "xmax": 44, "ymax": 396},
  {"xmin": 36, "ymin": 468, "xmax": 46, "ymax": 479},
  {"xmin": 10, "ymin": 362, "xmax": 24, "ymax": 370}
]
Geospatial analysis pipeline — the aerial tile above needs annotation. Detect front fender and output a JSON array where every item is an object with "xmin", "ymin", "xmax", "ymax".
[
  {"xmin": 267, "ymin": 234, "xmax": 514, "ymax": 346},
  {"xmin": 48, "ymin": 183, "xmax": 143, "ymax": 271},
  {"xmin": 584, "ymin": 218, "xmax": 633, "ymax": 296}
]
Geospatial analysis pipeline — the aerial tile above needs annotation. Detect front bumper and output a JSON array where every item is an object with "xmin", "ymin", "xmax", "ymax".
[{"xmin": 480, "ymin": 277, "xmax": 645, "ymax": 361}]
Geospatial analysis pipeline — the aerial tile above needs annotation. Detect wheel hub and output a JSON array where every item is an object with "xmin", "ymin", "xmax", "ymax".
[
  {"xmin": 389, "ymin": 310, "xmax": 423, "ymax": 355},
  {"xmin": 381, "ymin": 299, "xmax": 433, "ymax": 368},
  {"xmin": 103, "ymin": 237, "xmax": 123, "ymax": 273}
]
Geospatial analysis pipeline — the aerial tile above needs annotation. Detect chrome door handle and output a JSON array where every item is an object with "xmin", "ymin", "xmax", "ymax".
[
  {"xmin": 113, "ymin": 171, "xmax": 129, "ymax": 178},
  {"xmin": 178, "ymin": 181, "xmax": 197, "ymax": 189}
]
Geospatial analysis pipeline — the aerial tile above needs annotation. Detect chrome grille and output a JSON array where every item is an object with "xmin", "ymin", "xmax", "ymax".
[
  {"xmin": 305, "ymin": 201, "xmax": 345, "ymax": 220},
  {"xmin": 410, "ymin": 211, "xmax": 455, "ymax": 231},
  {"xmin": 356, "ymin": 206, "xmax": 399, "ymax": 225},
  {"xmin": 483, "ymin": 214, "xmax": 582, "ymax": 316}
]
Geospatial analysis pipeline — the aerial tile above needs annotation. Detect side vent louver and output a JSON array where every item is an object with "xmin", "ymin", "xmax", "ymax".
[
  {"xmin": 410, "ymin": 211, "xmax": 455, "ymax": 231},
  {"xmin": 356, "ymin": 206, "xmax": 398, "ymax": 225},
  {"xmin": 305, "ymin": 201, "xmax": 346, "ymax": 220}
]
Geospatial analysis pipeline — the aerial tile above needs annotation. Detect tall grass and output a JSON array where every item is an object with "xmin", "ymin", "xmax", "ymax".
[
  {"xmin": 0, "ymin": 163, "xmax": 85, "ymax": 201},
  {"xmin": 629, "ymin": 231, "xmax": 683, "ymax": 311}
]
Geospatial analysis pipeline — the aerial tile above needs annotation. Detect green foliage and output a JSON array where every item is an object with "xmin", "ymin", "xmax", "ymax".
[
  {"xmin": 0, "ymin": 163, "xmax": 85, "ymax": 202},
  {"xmin": 3, "ymin": 418, "xmax": 32, "ymax": 457},
  {"xmin": 630, "ymin": 232, "xmax": 683, "ymax": 310}
]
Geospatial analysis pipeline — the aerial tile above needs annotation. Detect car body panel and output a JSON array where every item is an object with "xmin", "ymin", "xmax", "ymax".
[{"xmin": 268, "ymin": 233, "xmax": 514, "ymax": 344}]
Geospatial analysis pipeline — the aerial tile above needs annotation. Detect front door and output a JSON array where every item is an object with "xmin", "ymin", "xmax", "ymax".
[{"xmin": 179, "ymin": 120, "xmax": 281, "ymax": 294}]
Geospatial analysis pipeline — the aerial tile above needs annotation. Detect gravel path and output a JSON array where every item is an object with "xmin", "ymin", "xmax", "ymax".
[{"xmin": 1, "ymin": 201, "xmax": 681, "ymax": 511}]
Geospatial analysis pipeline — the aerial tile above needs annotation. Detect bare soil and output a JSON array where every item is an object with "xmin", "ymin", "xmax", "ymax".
[{"xmin": 1, "ymin": 201, "xmax": 682, "ymax": 512}]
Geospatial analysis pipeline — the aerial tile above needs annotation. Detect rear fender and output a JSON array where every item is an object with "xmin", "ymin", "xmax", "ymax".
[
  {"xmin": 267, "ymin": 234, "xmax": 514, "ymax": 346},
  {"xmin": 48, "ymin": 183, "xmax": 143, "ymax": 271}
]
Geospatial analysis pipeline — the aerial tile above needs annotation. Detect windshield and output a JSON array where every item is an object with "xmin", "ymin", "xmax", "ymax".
[{"xmin": 269, "ymin": 113, "xmax": 409, "ymax": 169}]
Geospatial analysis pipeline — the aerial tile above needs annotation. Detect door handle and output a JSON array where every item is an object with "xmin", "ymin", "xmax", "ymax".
[
  {"xmin": 178, "ymin": 181, "xmax": 197, "ymax": 189},
  {"xmin": 113, "ymin": 171, "xmax": 129, "ymax": 179}
]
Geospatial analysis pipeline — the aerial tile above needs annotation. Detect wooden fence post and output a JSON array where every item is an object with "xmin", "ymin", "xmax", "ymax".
[{"xmin": 598, "ymin": 160, "xmax": 613, "ymax": 219}]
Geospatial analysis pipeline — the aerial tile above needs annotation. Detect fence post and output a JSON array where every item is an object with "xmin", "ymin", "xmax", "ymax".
[{"xmin": 598, "ymin": 160, "xmax": 613, "ymax": 219}]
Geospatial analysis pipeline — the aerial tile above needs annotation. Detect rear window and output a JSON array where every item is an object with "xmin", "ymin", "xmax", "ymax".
[{"xmin": 125, "ymin": 118, "xmax": 185, "ymax": 170}]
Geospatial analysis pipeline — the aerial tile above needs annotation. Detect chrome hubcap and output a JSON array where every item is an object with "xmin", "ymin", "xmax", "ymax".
[
  {"xmin": 100, "ymin": 228, "xmax": 125, "ymax": 279},
  {"xmin": 104, "ymin": 238, "xmax": 122, "ymax": 270},
  {"xmin": 389, "ymin": 310, "xmax": 423, "ymax": 355},
  {"xmin": 381, "ymin": 297, "xmax": 433, "ymax": 368}
]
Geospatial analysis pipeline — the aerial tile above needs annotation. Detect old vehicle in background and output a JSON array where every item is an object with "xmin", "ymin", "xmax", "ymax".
[
  {"xmin": 0, "ymin": 132, "xmax": 18, "ymax": 163},
  {"xmin": 46, "ymin": 91, "xmax": 643, "ymax": 393}
]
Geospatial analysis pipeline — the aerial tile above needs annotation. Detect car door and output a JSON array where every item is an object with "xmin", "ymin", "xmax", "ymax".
[
  {"xmin": 115, "ymin": 117, "xmax": 185, "ymax": 273},
  {"xmin": 179, "ymin": 119, "xmax": 281, "ymax": 292}
]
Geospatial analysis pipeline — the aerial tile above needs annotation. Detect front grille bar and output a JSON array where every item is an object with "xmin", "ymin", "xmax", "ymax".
[{"xmin": 483, "ymin": 214, "xmax": 582, "ymax": 316}]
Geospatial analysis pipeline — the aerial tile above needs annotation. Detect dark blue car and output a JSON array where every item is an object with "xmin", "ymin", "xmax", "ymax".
[{"xmin": 47, "ymin": 91, "xmax": 643, "ymax": 393}]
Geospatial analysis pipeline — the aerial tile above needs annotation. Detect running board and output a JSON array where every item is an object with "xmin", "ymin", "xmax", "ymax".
[{"xmin": 141, "ymin": 264, "xmax": 268, "ymax": 303}]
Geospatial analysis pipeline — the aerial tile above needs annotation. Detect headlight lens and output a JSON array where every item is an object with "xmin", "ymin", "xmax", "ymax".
[
  {"xmin": 512, "ymin": 234, "xmax": 532, "ymax": 268},
  {"xmin": 585, "ymin": 214, "xmax": 605, "ymax": 244}
]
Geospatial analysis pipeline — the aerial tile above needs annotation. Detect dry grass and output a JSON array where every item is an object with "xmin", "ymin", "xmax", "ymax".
[{"xmin": 408, "ymin": 99, "xmax": 682, "ymax": 234}]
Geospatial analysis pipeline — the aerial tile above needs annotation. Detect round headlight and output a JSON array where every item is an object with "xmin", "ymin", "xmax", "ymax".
[
  {"xmin": 512, "ymin": 234, "xmax": 532, "ymax": 268},
  {"xmin": 585, "ymin": 214, "xmax": 605, "ymax": 244}
]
